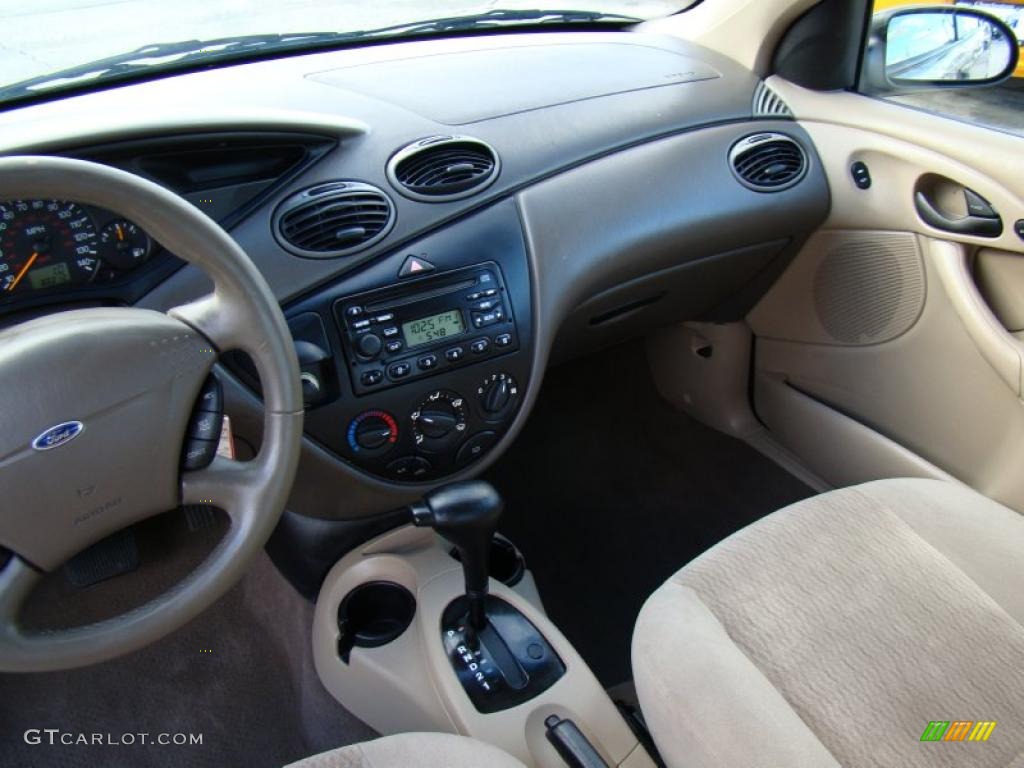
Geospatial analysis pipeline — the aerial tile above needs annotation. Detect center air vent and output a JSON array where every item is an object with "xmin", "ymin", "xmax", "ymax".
[
  {"xmin": 387, "ymin": 136, "xmax": 500, "ymax": 202},
  {"xmin": 729, "ymin": 133, "xmax": 807, "ymax": 192},
  {"xmin": 273, "ymin": 181, "xmax": 395, "ymax": 258}
]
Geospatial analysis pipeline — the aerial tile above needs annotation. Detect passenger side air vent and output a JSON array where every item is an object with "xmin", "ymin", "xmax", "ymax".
[
  {"xmin": 729, "ymin": 133, "xmax": 807, "ymax": 192},
  {"xmin": 387, "ymin": 136, "xmax": 500, "ymax": 202},
  {"xmin": 752, "ymin": 81, "xmax": 793, "ymax": 118},
  {"xmin": 273, "ymin": 181, "xmax": 395, "ymax": 258}
]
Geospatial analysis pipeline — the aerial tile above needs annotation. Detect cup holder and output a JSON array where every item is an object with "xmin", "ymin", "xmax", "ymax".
[
  {"xmin": 450, "ymin": 534, "xmax": 525, "ymax": 587},
  {"xmin": 336, "ymin": 581, "xmax": 416, "ymax": 663}
]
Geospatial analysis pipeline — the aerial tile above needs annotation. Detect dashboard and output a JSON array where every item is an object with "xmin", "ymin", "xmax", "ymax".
[{"xmin": 0, "ymin": 30, "xmax": 831, "ymax": 520}]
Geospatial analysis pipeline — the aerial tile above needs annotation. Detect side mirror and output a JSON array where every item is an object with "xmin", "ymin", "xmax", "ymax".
[{"xmin": 862, "ymin": 6, "xmax": 1020, "ymax": 93}]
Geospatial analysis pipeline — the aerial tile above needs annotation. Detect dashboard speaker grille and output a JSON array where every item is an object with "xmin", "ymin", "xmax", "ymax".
[
  {"xmin": 388, "ymin": 136, "xmax": 499, "ymax": 202},
  {"xmin": 729, "ymin": 133, "xmax": 807, "ymax": 192},
  {"xmin": 274, "ymin": 181, "xmax": 395, "ymax": 258}
]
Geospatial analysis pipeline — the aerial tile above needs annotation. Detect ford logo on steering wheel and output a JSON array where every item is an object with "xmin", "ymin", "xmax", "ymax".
[{"xmin": 31, "ymin": 421, "xmax": 84, "ymax": 451}]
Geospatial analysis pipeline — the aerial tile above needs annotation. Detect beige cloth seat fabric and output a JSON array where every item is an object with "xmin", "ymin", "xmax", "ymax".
[
  {"xmin": 286, "ymin": 732, "xmax": 527, "ymax": 768},
  {"xmin": 633, "ymin": 479, "xmax": 1024, "ymax": 768}
]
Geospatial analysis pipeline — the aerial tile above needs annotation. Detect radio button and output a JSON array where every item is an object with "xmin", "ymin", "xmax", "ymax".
[
  {"xmin": 352, "ymin": 318, "xmax": 371, "ymax": 330},
  {"xmin": 418, "ymin": 354, "xmax": 438, "ymax": 370},
  {"xmin": 385, "ymin": 339, "xmax": 403, "ymax": 354},
  {"xmin": 446, "ymin": 347, "xmax": 465, "ymax": 362},
  {"xmin": 360, "ymin": 369, "xmax": 384, "ymax": 386},
  {"xmin": 382, "ymin": 326, "xmax": 400, "ymax": 339},
  {"xmin": 388, "ymin": 362, "xmax": 412, "ymax": 380},
  {"xmin": 473, "ymin": 299, "xmax": 499, "ymax": 311},
  {"xmin": 494, "ymin": 333, "xmax": 512, "ymax": 348},
  {"xmin": 345, "ymin": 306, "xmax": 363, "ymax": 318},
  {"xmin": 357, "ymin": 333, "xmax": 383, "ymax": 358},
  {"xmin": 470, "ymin": 338, "xmax": 490, "ymax": 355},
  {"xmin": 472, "ymin": 311, "xmax": 501, "ymax": 328},
  {"xmin": 482, "ymin": 288, "xmax": 498, "ymax": 297},
  {"xmin": 466, "ymin": 291, "xmax": 482, "ymax": 301},
  {"xmin": 375, "ymin": 313, "xmax": 395, "ymax": 324}
]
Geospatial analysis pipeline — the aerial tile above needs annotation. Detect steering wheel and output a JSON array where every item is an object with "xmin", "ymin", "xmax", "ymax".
[{"xmin": 0, "ymin": 156, "xmax": 303, "ymax": 672}]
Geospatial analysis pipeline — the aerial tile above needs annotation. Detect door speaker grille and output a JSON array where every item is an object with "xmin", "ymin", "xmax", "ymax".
[{"xmin": 813, "ymin": 233, "xmax": 925, "ymax": 345}]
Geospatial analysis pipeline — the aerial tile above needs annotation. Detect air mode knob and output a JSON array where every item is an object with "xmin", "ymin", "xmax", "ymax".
[{"xmin": 412, "ymin": 391, "xmax": 467, "ymax": 449}]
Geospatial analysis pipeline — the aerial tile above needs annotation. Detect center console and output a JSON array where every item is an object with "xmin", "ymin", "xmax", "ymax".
[
  {"xmin": 311, "ymin": 483, "xmax": 655, "ymax": 768},
  {"xmin": 272, "ymin": 200, "xmax": 533, "ymax": 485}
]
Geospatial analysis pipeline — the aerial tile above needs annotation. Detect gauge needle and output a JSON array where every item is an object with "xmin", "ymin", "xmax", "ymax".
[
  {"xmin": 7, "ymin": 251, "xmax": 38, "ymax": 292},
  {"xmin": 115, "ymin": 224, "xmax": 125, "ymax": 241}
]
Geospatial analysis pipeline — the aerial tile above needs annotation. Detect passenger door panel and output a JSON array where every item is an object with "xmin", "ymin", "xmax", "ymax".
[{"xmin": 749, "ymin": 78, "xmax": 1024, "ymax": 510}]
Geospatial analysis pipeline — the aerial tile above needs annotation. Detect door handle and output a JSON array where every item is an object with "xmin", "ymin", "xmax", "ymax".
[{"xmin": 915, "ymin": 191, "xmax": 1003, "ymax": 238}]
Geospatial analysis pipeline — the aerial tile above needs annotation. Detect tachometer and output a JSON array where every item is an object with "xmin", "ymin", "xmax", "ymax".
[{"xmin": 0, "ymin": 200, "xmax": 99, "ymax": 296}]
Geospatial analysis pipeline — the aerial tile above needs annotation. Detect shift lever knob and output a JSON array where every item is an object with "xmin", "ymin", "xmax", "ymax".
[{"xmin": 411, "ymin": 481, "xmax": 503, "ymax": 630}]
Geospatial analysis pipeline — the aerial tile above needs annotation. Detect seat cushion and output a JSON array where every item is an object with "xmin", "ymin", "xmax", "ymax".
[
  {"xmin": 286, "ymin": 732, "xmax": 527, "ymax": 768},
  {"xmin": 632, "ymin": 479, "xmax": 1024, "ymax": 768}
]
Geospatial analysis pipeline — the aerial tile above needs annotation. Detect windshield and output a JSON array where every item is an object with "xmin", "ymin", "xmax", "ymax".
[{"xmin": 0, "ymin": 1, "xmax": 692, "ymax": 107}]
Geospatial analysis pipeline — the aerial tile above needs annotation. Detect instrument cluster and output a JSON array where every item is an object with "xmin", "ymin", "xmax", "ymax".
[{"xmin": 0, "ymin": 199, "xmax": 157, "ymax": 301}]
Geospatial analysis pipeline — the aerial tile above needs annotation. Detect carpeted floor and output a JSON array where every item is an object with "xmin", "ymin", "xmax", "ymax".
[
  {"xmin": 488, "ymin": 343, "xmax": 814, "ymax": 687},
  {"xmin": 0, "ymin": 546, "xmax": 375, "ymax": 768}
]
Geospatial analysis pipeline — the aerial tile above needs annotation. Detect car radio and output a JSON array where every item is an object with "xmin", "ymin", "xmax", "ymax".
[{"xmin": 335, "ymin": 262, "xmax": 519, "ymax": 395}]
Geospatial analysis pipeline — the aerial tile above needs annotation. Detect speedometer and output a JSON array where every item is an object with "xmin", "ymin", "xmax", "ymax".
[{"xmin": 0, "ymin": 200, "xmax": 99, "ymax": 296}]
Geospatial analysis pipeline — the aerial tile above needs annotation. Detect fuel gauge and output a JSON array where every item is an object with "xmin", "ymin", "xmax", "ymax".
[{"xmin": 99, "ymin": 219, "xmax": 151, "ymax": 271}]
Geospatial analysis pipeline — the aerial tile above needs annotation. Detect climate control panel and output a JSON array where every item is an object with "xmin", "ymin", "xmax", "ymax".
[{"xmin": 340, "ymin": 376, "xmax": 521, "ymax": 482}]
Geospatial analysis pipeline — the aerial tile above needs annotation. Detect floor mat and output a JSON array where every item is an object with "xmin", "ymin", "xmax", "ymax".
[
  {"xmin": 488, "ymin": 343, "xmax": 814, "ymax": 687},
  {"xmin": 0, "ymin": 550, "xmax": 375, "ymax": 768}
]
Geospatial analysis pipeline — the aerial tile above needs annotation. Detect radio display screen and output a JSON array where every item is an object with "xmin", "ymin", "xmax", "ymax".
[{"xmin": 402, "ymin": 309, "xmax": 466, "ymax": 348}]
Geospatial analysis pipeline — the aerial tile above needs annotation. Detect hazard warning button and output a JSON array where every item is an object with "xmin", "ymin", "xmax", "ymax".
[{"xmin": 398, "ymin": 255, "xmax": 436, "ymax": 278}]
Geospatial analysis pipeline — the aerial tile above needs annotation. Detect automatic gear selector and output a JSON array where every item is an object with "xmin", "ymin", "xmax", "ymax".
[{"xmin": 410, "ymin": 481, "xmax": 565, "ymax": 713}]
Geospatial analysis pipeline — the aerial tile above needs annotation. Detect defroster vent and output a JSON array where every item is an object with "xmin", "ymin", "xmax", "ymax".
[
  {"xmin": 387, "ymin": 136, "xmax": 499, "ymax": 202},
  {"xmin": 729, "ymin": 133, "xmax": 807, "ymax": 192},
  {"xmin": 273, "ymin": 181, "xmax": 395, "ymax": 258}
]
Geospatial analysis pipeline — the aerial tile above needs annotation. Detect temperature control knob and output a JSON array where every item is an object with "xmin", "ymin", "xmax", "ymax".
[
  {"xmin": 412, "ymin": 391, "xmax": 467, "ymax": 450},
  {"xmin": 347, "ymin": 410, "xmax": 399, "ymax": 457},
  {"xmin": 478, "ymin": 373, "xmax": 519, "ymax": 419}
]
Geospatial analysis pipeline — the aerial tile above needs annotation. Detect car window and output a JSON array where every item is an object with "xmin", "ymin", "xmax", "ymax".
[{"xmin": 866, "ymin": 0, "xmax": 1024, "ymax": 136}]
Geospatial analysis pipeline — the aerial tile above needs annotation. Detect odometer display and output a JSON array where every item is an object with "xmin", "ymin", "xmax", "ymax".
[
  {"xmin": 0, "ymin": 200, "xmax": 99, "ymax": 296},
  {"xmin": 27, "ymin": 262, "xmax": 72, "ymax": 290},
  {"xmin": 402, "ymin": 310, "xmax": 466, "ymax": 348}
]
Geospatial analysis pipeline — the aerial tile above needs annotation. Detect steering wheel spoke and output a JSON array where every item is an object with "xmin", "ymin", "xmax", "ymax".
[{"xmin": 169, "ymin": 292, "xmax": 246, "ymax": 356}]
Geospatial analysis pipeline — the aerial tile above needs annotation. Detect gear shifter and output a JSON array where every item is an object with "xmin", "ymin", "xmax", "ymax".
[
  {"xmin": 411, "ymin": 481, "xmax": 566, "ymax": 714},
  {"xmin": 410, "ymin": 480, "xmax": 502, "ymax": 630}
]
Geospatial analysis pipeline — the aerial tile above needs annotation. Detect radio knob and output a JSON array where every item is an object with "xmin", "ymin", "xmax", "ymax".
[{"xmin": 357, "ymin": 332, "xmax": 382, "ymax": 359}]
